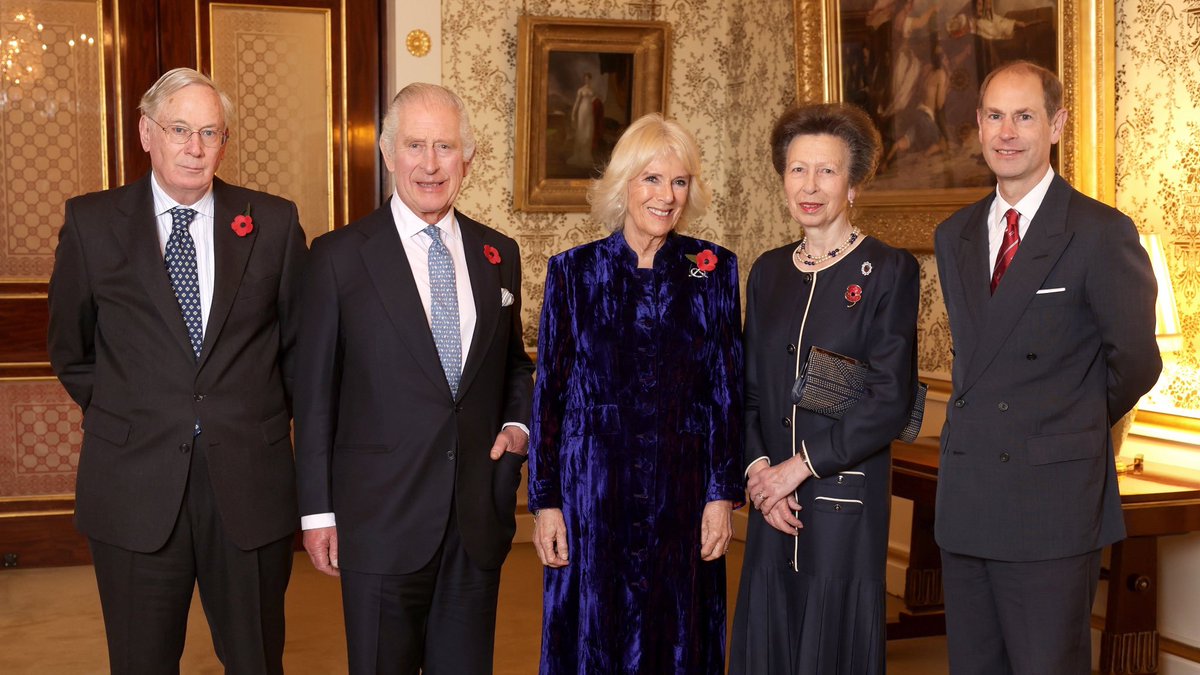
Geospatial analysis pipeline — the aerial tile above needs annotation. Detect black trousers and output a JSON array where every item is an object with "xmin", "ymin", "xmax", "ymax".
[
  {"xmin": 89, "ymin": 441, "xmax": 293, "ymax": 675},
  {"xmin": 340, "ymin": 501, "xmax": 501, "ymax": 675},
  {"xmin": 941, "ymin": 548, "xmax": 1102, "ymax": 675}
]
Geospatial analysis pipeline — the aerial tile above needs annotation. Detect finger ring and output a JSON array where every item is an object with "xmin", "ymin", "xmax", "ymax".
[{"xmin": 756, "ymin": 492, "xmax": 765, "ymax": 501}]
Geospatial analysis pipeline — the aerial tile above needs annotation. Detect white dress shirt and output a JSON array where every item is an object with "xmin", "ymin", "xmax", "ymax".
[
  {"xmin": 987, "ymin": 166, "xmax": 1055, "ymax": 271},
  {"xmin": 150, "ymin": 173, "xmax": 215, "ymax": 336},
  {"xmin": 300, "ymin": 195, "xmax": 527, "ymax": 532}
]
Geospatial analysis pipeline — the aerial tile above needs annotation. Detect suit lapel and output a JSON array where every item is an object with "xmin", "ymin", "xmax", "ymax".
[
  {"xmin": 358, "ymin": 207, "xmax": 453, "ymax": 396},
  {"xmin": 457, "ymin": 212, "xmax": 500, "ymax": 400},
  {"xmin": 960, "ymin": 177, "xmax": 1075, "ymax": 389},
  {"xmin": 111, "ymin": 175, "xmax": 198, "ymax": 362},
  {"xmin": 953, "ymin": 198, "xmax": 992, "ymax": 343},
  {"xmin": 198, "ymin": 179, "xmax": 256, "ymax": 369}
]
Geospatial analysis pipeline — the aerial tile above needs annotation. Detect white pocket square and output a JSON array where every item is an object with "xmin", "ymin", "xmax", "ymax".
[
  {"xmin": 500, "ymin": 288, "xmax": 515, "ymax": 307},
  {"xmin": 1036, "ymin": 287, "xmax": 1066, "ymax": 294}
]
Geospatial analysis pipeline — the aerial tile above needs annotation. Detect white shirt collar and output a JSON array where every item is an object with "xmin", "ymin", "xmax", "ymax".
[
  {"xmin": 149, "ymin": 172, "xmax": 215, "ymax": 219},
  {"xmin": 389, "ymin": 194, "xmax": 458, "ymax": 242},
  {"xmin": 992, "ymin": 165, "xmax": 1055, "ymax": 223}
]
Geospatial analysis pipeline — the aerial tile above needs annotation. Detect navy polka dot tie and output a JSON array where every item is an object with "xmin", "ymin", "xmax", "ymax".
[
  {"xmin": 165, "ymin": 207, "xmax": 203, "ymax": 359},
  {"xmin": 424, "ymin": 224, "xmax": 461, "ymax": 398}
]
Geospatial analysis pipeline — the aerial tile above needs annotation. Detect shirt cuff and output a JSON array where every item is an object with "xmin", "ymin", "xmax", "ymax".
[
  {"xmin": 744, "ymin": 456, "xmax": 771, "ymax": 479},
  {"xmin": 301, "ymin": 512, "xmax": 336, "ymax": 530},
  {"xmin": 800, "ymin": 440, "xmax": 821, "ymax": 479},
  {"xmin": 502, "ymin": 421, "xmax": 530, "ymax": 437}
]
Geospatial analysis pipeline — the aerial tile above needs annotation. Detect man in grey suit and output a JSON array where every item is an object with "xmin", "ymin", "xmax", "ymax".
[
  {"xmin": 933, "ymin": 61, "xmax": 1161, "ymax": 674},
  {"xmin": 48, "ymin": 68, "xmax": 307, "ymax": 673}
]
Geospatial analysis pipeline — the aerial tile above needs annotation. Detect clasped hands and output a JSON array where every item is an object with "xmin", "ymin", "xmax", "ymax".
[{"xmin": 746, "ymin": 456, "xmax": 811, "ymax": 535}]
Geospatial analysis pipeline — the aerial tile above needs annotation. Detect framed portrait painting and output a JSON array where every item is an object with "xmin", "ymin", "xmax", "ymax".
[
  {"xmin": 515, "ymin": 16, "xmax": 670, "ymax": 212},
  {"xmin": 794, "ymin": 0, "xmax": 1115, "ymax": 251}
]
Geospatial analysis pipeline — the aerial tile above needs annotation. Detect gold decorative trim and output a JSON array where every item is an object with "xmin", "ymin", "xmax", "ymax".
[{"xmin": 405, "ymin": 29, "xmax": 431, "ymax": 58}]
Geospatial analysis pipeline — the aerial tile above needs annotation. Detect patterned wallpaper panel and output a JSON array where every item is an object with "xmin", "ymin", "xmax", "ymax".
[
  {"xmin": 0, "ymin": 0, "xmax": 105, "ymax": 281},
  {"xmin": 0, "ymin": 380, "xmax": 79, "ymax": 497},
  {"xmin": 211, "ymin": 5, "xmax": 333, "ymax": 244},
  {"xmin": 1115, "ymin": 0, "xmax": 1200, "ymax": 415}
]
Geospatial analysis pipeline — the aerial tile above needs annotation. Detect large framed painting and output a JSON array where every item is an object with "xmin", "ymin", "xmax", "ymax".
[
  {"xmin": 514, "ymin": 16, "xmax": 670, "ymax": 212},
  {"xmin": 794, "ymin": 0, "xmax": 1114, "ymax": 251}
]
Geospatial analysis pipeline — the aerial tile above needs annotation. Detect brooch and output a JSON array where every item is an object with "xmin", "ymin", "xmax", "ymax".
[
  {"xmin": 231, "ymin": 204, "xmax": 253, "ymax": 237},
  {"xmin": 483, "ymin": 244, "xmax": 501, "ymax": 265},
  {"xmin": 845, "ymin": 284, "xmax": 863, "ymax": 308},
  {"xmin": 686, "ymin": 249, "xmax": 718, "ymax": 278},
  {"xmin": 860, "ymin": 261, "xmax": 873, "ymax": 276}
]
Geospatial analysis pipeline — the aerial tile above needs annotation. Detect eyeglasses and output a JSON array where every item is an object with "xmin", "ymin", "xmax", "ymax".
[{"xmin": 144, "ymin": 115, "xmax": 228, "ymax": 148}]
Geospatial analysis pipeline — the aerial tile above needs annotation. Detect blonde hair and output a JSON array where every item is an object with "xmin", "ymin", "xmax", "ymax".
[
  {"xmin": 380, "ymin": 83, "xmax": 476, "ymax": 162},
  {"xmin": 588, "ymin": 113, "xmax": 711, "ymax": 232},
  {"xmin": 139, "ymin": 68, "xmax": 234, "ymax": 128}
]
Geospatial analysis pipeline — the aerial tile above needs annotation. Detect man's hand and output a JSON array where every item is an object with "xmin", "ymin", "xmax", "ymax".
[
  {"xmin": 303, "ymin": 526, "xmax": 340, "ymax": 577},
  {"xmin": 532, "ymin": 508, "xmax": 569, "ymax": 568},
  {"xmin": 699, "ymin": 500, "xmax": 733, "ymax": 561},
  {"xmin": 747, "ymin": 455, "xmax": 811, "ymax": 516},
  {"xmin": 489, "ymin": 425, "xmax": 529, "ymax": 460}
]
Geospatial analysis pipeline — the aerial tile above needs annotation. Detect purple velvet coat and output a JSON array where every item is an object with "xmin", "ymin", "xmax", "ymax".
[{"xmin": 528, "ymin": 230, "xmax": 744, "ymax": 674}]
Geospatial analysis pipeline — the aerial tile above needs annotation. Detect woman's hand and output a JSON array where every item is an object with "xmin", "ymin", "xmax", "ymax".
[
  {"xmin": 747, "ymin": 455, "xmax": 811, "ymax": 516},
  {"xmin": 761, "ymin": 495, "xmax": 805, "ymax": 535},
  {"xmin": 532, "ymin": 508, "xmax": 570, "ymax": 568},
  {"xmin": 699, "ymin": 500, "xmax": 734, "ymax": 561}
]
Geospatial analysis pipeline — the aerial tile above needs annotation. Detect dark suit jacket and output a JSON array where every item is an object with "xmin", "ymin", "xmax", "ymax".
[
  {"xmin": 293, "ymin": 204, "xmax": 534, "ymax": 575},
  {"xmin": 48, "ymin": 174, "xmax": 309, "ymax": 553},
  {"xmin": 933, "ymin": 175, "xmax": 1161, "ymax": 562}
]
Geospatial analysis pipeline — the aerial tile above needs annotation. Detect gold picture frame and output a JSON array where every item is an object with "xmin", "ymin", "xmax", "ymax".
[
  {"xmin": 793, "ymin": 0, "xmax": 1115, "ymax": 252},
  {"xmin": 514, "ymin": 16, "xmax": 670, "ymax": 212}
]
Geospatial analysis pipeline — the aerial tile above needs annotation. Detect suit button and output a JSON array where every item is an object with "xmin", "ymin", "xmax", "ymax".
[
  {"xmin": 998, "ymin": 402, "xmax": 1009, "ymax": 411},
  {"xmin": 454, "ymin": 404, "xmax": 463, "ymax": 413},
  {"xmin": 446, "ymin": 450, "xmax": 456, "ymax": 461},
  {"xmin": 782, "ymin": 417, "xmax": 791, "ymax": 428},
  {"xmin": 954, "ymin": 399, "xmax": 965, "ymax": 408},
  {"xmin": 802, "ymin": 273, "xmax": 813, "ymax": 284},
  {"xmin": 834, "ymin": 503, "xmax": 842, "ymax": 511},
  {"xmin": 193, "ymin": 393, "xmax": 205, "ymax": 402},
  {"xmin": 179, "ymin": 443, "xmax": 190, "ymax": 453},
  {"xmin": 836, "ymin": 475, "xmax": 845, "ymax": 484},
  {"xmin": 787, "ymin": 344, "xmax": 797, "ymax": 355},
  {"xmin": 1026, "ymin": 353, "xmax": 1038, "ymax": 360},
  {"xmin": 999, "ymin": 452, "xmax": 1010, "ymax": 462}
]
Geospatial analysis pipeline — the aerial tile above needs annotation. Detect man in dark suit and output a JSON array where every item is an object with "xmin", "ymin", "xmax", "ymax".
[
  {"xmin": 294, "ymin": 82, "xmax": 534, "ymax": 674},
  {"xmin": 933, "ymin": 61, "xmax": 1162, "ymax": 674},
  {"xmin": 48, "ymin": 68, "xmax": 307, "ymax": 674}
]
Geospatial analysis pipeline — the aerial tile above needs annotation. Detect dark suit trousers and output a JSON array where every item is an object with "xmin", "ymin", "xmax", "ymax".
[
  {"xmin": 89, "ymin": 439, "xmax": 293, "ymax": 675},
  {"xmin": 941, "ymin": 548, "xmax": 1102, "ymax": 675},
  {"xmin": 340, "ymin": 500, "xmax": 501, "ymax": 675}
]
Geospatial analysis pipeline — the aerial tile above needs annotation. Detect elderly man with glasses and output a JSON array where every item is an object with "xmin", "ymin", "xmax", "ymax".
[{"xmin": 48, "ymin": 67, "xmax": 307, "ymax": 675}]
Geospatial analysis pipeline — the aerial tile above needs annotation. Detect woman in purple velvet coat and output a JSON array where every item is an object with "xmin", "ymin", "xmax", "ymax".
[{"xmin": 528, "ymin": 114, "xmax": 744, "ymax": 674}]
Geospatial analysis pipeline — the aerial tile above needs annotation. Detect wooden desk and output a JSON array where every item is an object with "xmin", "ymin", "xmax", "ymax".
[{"xmin": 888, "ymin": 438, "xmax": 1200, "ymax": 675}]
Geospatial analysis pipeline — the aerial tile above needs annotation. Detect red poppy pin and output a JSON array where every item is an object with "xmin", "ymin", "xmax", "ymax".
[
  {"xmin": 483, "ymin": 244, "xmax": 501, "ymax": 265},
  {"xmin": 686, "ymin": 249, "xmax": 718, "ymax": 278},
  {"xmin": 845, "ymin": 284, "xmax": 863, "ymax": 308},
  {"xmin": 231, "ymin": 204, "xmax": 253, "ymax": 237}
]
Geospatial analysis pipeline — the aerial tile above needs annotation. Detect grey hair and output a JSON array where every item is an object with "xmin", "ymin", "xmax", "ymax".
[
  {"xmin": 379, "ymin": 83, "xmax": 476, "ymax": 162},
  {"xmin": 138, "ymin": 68, "xmax": 235, "ymax": 128}
]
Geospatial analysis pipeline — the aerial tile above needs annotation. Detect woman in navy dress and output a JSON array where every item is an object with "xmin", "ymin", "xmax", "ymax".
[
  {"xmin": 729, "ymin": 103, "xmax": 920, "ymax": 674},
  {"xmin": 528, "ymin": 114, "xmax": 744, "ymax": 674}
]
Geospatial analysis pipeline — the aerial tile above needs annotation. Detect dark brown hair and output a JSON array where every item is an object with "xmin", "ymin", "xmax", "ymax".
[{"xmin": 769, "ymin": 102, "xmax": 882, "ymax": 187}]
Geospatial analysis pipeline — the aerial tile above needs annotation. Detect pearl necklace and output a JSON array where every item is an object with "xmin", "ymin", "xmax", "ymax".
[{"xmin": 795, "ymin": 227, "xmax": 860, "ymax": 267}]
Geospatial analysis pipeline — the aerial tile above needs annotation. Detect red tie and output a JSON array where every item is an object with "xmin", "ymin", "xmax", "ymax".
[{"xmin": 990, "ymin": 208, "xmax": 1021, "ymax": 294}]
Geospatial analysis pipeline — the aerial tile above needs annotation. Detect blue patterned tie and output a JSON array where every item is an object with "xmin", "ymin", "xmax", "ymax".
[
  {"xmin": 165, "ymin": 207, "xmax": 203, "ymax": 359},
  {"xmin": 424, "ymin": 224, "xmax": 461, "ymax": 397}
]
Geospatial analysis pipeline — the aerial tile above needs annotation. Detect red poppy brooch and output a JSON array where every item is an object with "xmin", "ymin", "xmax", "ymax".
[
  {"xmin": 231, "ymin": 204, "xmax": 253, "ymax": 237},
  {"xmin": 845, "ymin": 284, "xmax": 863, "ymax": 308},
  {"xmin": 686, "ymin": 249, "xmax": 718, "ymax": 278},
  {"xmin": 483, "ymin": 244, "xmax": 501, "ymax": 265}
]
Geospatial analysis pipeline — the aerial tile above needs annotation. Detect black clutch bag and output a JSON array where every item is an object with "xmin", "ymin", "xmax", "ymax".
[{"xmin": 790, "ymin": 346, "xmax": 927, "ymax": 443}]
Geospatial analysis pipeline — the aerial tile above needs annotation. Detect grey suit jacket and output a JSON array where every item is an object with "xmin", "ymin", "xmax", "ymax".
[
  {"xmin": 933, "ymin": 175, "xmax": 1161, "ymax": 561},
  {"xmin": 48, "ymin": 175, "xmax": 309, "ymax": 552}
]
